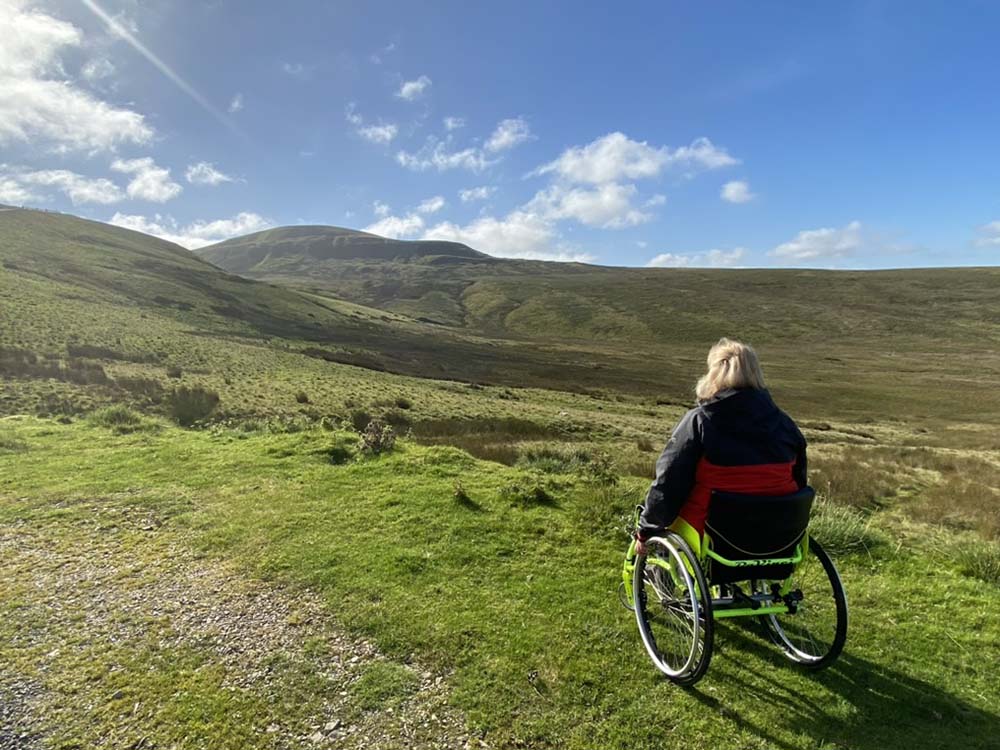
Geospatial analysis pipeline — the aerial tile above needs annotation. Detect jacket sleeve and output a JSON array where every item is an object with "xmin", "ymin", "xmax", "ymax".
[
  {"xmin": 792, "ymin": 422, "xmax": 808, "ymax": 489},
  {"xmin": 638, "ymin": 409, "xmax": 703, "ymax": 540}
]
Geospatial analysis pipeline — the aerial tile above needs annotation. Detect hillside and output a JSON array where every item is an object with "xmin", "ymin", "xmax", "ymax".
[
  {"xmin": 198, "ymin": 225, "xmax": 489, "ymax": 276},
  {"xmin": 2, "ymin": 208, "xmax": 1000, "ymax": 749},
  {"xmin": 196, "ymin": 223, "xmax": 1000, "ymax": 430}
]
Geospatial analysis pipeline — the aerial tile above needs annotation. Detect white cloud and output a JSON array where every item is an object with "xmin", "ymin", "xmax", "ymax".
[
  {"xmin": 646, "ymin": 248, "xmax": 746, "ymax": 268},
  {"xmin": 372, "ymin": 200, "xmax": 391, "ymax": 217},
  {"xmin": 0, "ymin": 1, "xmax": 152, "ymax": 153},
  {"xmin": 528, "ymin": 182, "xmax": 652, "ymax": 229},
  {"xmin": 771, "ymin": 221, "xmax": 863, "ymax": 261},
  {"xmin": 80, "ymin": 57, "xmax": 114, "ymax": 82},
  {"xmin": 721, "ymin": 179, "xmax": 755, "ymax": 204},
  {"xmin": 974, "ymin": 221, "xmax": 1000, "ymax": 247},
  {"xmin": 443, "ymin": 116, "xmax": 465, "ymax": 131},
  {"xmin": 345, "ymin": 104, "xmax": 397, "ymax": 144},
  {"xmin": 109, "ymin": 211, "xmax": 272, "ymax": 249},
  {"xmin": 397, "ymin": 75, "xmax": 431, "ymax": 101},
  {"xmin": 370, "ymin": 42, "xmax": 395, "ymax": 65},
  {"xmin": 185, "ymin": 162, "xmax": 234, "ymax": 186},
  {"xmin": 485, "ymin": 117, "xmax": 531, "ymax": 152},
  {"xmin": 0, "ymin": 177, "xmax": 40, "ymax": 205},
  {"xmin": 17, "ymin": 168, "xmax": 123, "ymax": 204},
  {"xmin": 423, "ymin": 211, "xmax": 593, "ymax": 262},
  {"xmin": 535, "ymin": 132, "xmax": 737, "ymax": 184},
  {"xmin": 364, "ymin": 213, "xmax": 425, "ymax": 239},
  {"xmin": 644, "ymin": 193, "xmax": 666, "ymax": 207},
  {"xmin": 228, "ymin": 93, "xmax": 244, "ymax": 113},
  {"xmin": 357, "ymin": 122, "xmax": 398, "ymax": 144},
  {"xmin": 111, "ymin": 157, "xmax": 182, "ymax": 202},
  {"xmin": 396, "ymin": 140, "xmax": 496, "ymax": 172},
  {"xmin": 459, "ymin": 186, "xmax": 495, "ymax": 202},
  {"xmin": 416, "ymin": 195, "xmax": 446, "ymax": 214},
  {"xmin": 281, "ymin": 61, "xmax": 307, "ymax": 76}
]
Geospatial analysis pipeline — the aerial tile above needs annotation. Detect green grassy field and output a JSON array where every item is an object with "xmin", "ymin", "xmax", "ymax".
[{"xmin": 2, "ymin": 208, "xmax": 999, "ymax": 748}]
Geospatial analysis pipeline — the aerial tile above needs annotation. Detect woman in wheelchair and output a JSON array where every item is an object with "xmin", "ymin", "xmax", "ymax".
[{"xmin": 623, "ymin": 338, "xmax": 847, "ymax": 685}]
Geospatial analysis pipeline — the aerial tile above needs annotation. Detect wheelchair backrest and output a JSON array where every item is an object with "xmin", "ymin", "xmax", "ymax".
[{"xmin": 706, "ymin": 487, "xmax": 815, "ymax": 559}]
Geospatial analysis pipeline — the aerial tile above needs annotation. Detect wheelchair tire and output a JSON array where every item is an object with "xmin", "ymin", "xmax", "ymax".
[
  {"xmin": 633, "ymin": 532, "xmax": 713, "ymax": 685},
  {"xmin": 764, "ymin": 538, "xmax": 847, "ymax": 670}
]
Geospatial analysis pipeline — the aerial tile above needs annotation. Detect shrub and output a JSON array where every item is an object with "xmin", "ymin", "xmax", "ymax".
[
  {"xmin": 168, "ymin": 386, "xmax": 219, "ymax": 427},
  {"xmin": 327, "ymin": 445, "xmax": 355, "ymax": 465},
  {"xmin": 166, "ymin": 365, "xmax": 183, "ymax": 379},
  {"xmin": 394, "ymin": 396, "xmax": 412, "ymax": 410},
  {"xmin": 358, "ymin": 419, "xmax": 396, "ymax": 455},
  {"xmin": 88, "ymin": 405, "xmax": 148, "ymax": 434},
  {"xmin": 295, "ymin": 390, "xmax": 310, "ymax": 404},
  {"xmin": 350, "ymin": 409, "xmax": 373, "ymax": 432}
]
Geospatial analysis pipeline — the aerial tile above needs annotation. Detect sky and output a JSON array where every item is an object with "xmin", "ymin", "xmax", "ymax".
[{"xmin": 2, "ymin": 0, "xmax": 1000, "ymax": 268}]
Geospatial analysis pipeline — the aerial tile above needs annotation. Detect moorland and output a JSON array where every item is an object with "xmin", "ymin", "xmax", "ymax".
[{"xmin": 1, "ymin": 206, "xmax": 998, "ymax": 749}]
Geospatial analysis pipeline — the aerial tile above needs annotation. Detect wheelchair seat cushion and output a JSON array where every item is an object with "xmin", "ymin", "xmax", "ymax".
[{"xmin": 706, "ymin": 487, "xmax": 815, "ymax": 584}]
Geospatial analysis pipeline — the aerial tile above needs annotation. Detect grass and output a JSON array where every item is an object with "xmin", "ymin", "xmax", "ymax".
[
  {"xmin": 2, "ymin": 207, "xmax": 999, "ymax": 748},
  {"xmin": 2, "ymin": 418, "xmax": 998, "ymax": 749}
]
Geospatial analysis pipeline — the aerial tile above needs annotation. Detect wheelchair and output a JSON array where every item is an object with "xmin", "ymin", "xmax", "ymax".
[{"xmin": 620, "ymin": 487, "xmax": 848, "ymax": 685}]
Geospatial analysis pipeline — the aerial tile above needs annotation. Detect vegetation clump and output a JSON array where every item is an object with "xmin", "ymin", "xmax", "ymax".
[
  {"xmin": 808, "ymin": 495, "xmax": 887, "ymax": 556},
  {"xmin": 499, "ymin": 478, "xmax": 557, "ymax": 508},
  {"xmin": 168, "ymin": 386, "xmax": 220, "ymax": 427},
  {"xmin": 88, "ymin": 405, "xmax": 150, "ymax": 434},
  {"xmin": 295, "ymin": 390, "xmax": 310, "ymax": 404},
  {"xmin": 955, "ymin": 542, "xmax": 1000, "ymax": 586},
  {"xmin": 358, "ymin": 419, "xmax": 395, "ymax": 455}
]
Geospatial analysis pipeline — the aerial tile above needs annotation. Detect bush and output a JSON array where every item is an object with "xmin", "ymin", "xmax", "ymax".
[
  {"xmin": 166, "ymin": 365, "xmax": 183, "ymax": 379},
  {"xmin": 295, "ymin": 390, "xmax": 310, "ymax": 404},
  {"xmin": 350, "ymin": 409, "xmax": 373, "ymax": 432},
  {"xmin": 168, "ymin": 386, "xmax": 219, "ymax": 427},
  {"xmin": 89, "ymin": 405, "xmax": 149, "ymax": 434},
  {"xmin": 358, "ymin": 419, "xmax": 396, "ymax": 455},
  {"xmin": 327, "ymin": 445, "xmax": 355, "ymax": 465},
  {"xmin": 394, "ymin": 396, "xmax": 412, "ymax": 410}
]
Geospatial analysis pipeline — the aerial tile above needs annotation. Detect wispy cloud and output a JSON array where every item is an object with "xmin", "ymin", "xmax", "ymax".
[
  {"xmin": 396, "ymin": 75, "xmax": 431, "ymax": 101},
  {"xmin": 485, "ymin": 117, "xmax": 532, "ymax": 152},
  {"xmin": 770, "ymin": 221, "xmax": 863, "ymax": 262},
  {"xmin": 185, "ymin": 162, "xmax": 234, "ymax": 186}
]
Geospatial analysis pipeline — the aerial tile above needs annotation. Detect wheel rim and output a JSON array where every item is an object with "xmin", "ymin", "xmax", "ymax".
[
  {"xmin": 765, "ymin": 540, "xmax": 847, "ymax": 665},
  {"xmin": 633, "ymin": 537, "xmax": 702, "ymax": 678}
]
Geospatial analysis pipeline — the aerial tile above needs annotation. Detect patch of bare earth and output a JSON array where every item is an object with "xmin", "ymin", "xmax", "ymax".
[{"xmin": 0, "ymin": 503, "xmax": 481, "ymax": 749}]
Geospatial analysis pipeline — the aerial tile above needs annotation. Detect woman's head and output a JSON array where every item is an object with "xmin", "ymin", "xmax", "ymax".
[{"xmin": 695, "ymin": 338, "xmax": 766, "ymax": 401}]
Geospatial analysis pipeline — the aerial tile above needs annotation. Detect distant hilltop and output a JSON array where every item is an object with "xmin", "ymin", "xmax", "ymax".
[{"xmin": 197, "ymin": 225, "xmax": 489, "ymax": 275}]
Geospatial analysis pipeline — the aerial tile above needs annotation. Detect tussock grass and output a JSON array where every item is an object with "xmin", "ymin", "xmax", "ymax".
[
  {"xmin": 955, "ymin": 542, "xmax": 1000, "ymax": 585},
  {"xmin": 809, "ymin": 494, "xmax": 887, "ymax": 557},
  {"xmin": 88, "ymin": 405, "xmax": 154, "ymax": 434}
]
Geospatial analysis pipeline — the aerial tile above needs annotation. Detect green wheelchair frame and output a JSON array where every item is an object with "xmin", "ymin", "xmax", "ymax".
[{"xmin": 620, "ymin": 505, "xmax": 848, "ymax": 685}]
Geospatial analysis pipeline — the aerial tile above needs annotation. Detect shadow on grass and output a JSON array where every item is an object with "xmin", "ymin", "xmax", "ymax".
[{"xmin": 689, "ymin": 622, "xmax": 1000, "ymax": 750}]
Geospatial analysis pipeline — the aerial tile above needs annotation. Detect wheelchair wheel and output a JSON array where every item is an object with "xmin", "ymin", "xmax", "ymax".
[
  {"xmin": 633, "ymin": 532, "xmax": 713, "ymax": 685},
  {"xmin": 764, "ymin": 538, "xmax": 847, "ymax": 669}
]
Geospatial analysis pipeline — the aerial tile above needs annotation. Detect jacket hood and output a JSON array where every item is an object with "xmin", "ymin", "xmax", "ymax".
[{"xmin": 698, "ymin": 388, "xmax": 782, "ymax": 435}]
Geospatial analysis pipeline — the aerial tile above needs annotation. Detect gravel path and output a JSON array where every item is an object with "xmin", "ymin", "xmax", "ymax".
[{"xmin": 0, "ymin": 502, "xmax": 480, "ymax": 749}]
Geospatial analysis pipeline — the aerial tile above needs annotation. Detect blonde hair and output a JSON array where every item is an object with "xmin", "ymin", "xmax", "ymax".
[{"xmin": 695, "ymin": 338, "xmax": 766, "ymax": 401}]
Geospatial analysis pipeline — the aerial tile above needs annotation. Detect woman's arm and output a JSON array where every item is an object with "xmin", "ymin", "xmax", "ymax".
[{"xmin": 637, "ymin": 409, "xmax": 703, "ymax": 540}]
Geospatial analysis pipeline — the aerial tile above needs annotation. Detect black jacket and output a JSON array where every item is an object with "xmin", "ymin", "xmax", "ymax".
[{"xmin": 638, "ymin": 388, "xmax": 807, "ymax": 539}]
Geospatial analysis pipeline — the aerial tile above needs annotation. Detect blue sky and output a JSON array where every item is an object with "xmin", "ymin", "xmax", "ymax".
[{"xmin": 2, "ymin": 0, "xmax": 999, "ymax": 268}]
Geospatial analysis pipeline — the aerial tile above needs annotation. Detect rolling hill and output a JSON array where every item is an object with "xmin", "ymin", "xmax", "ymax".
[{"xmin": 3, "ymin": 207, "xmax": 1000, "ymax": 750}]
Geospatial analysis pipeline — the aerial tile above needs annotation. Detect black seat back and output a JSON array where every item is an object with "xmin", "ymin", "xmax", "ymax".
[{"xmin": 706, "ymin": 487, "xmax": 815, "ymax": 584}]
